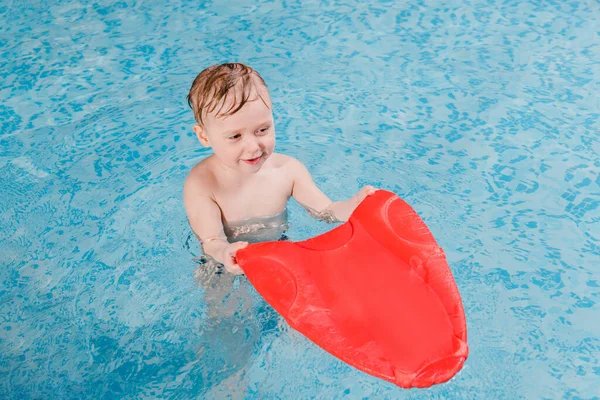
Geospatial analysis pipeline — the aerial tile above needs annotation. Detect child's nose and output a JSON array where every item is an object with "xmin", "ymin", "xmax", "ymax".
[{"xmin": 245, "ymin": 135, "xmax": 263, "ymax": 151}]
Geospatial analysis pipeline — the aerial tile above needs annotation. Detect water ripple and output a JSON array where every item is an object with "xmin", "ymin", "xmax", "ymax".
[{"xmin": 1, "ymin": 0, "xmax": 599, "ymax": 398}]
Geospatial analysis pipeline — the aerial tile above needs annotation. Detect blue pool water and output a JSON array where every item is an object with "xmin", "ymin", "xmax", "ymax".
[{"xmin": 1, "ymin": 0, "xmax": 599, "ymax": 398}]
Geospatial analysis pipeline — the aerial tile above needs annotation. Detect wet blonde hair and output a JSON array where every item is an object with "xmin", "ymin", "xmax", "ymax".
[{"xmin": 187, "ymin": 63, "xmax": 269, "ymax": 126}]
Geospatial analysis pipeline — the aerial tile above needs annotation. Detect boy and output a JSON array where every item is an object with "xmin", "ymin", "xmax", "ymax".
[{"xmin": 184, "ymin": 63, "xmax": 374, "ymax": 275}]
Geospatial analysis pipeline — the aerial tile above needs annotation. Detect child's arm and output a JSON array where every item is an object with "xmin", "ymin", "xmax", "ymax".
[
  {"xmin": 184, "ymin": 178, "xmax": 247, "ymax": 274},
  {"xmin": 288, "ymin": 158, "xmax": 375, "ymax": 222}
]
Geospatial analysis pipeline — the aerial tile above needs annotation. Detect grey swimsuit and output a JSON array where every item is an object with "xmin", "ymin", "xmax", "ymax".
[
  {"xmin": 196, "ymin": 209, "xmax": 289, "ymax": 278},
  {"xmin": 222, "ymin": 208, "xmax": 289, "ymax": 244}
]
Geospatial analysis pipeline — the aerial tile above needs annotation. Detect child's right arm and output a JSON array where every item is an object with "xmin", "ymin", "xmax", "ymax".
[{"xmin": 184, "ymin": 178, "xmax": 247, "ymax": 274}]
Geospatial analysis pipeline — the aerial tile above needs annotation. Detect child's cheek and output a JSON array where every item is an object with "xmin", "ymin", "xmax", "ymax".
[{"xmin": 267, "ymin": 135, "xmax": 276, "ymax": 151}]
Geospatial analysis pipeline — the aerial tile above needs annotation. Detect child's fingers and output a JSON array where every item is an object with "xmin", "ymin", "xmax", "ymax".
[
  {"xmin": 233, "ymin": 241, "xmax": 249, "ymax": 250},
  {"xmin": 226, "ymin": 241, "xmax": 248, "ymax": 255},
  {"xmin": 224, "ymin": 241, "xmax": 248, "ymax": 275},
  {"xmin": 364, "ymin": 185, "xmax": 376, "ymax": 195},
  {"xmin": 358, "ymin": 185, "xmax": 376, "ymax": 198},
  {"xmin": 226, "ymin": 263, "xmax": 244, "ymax": 275}
]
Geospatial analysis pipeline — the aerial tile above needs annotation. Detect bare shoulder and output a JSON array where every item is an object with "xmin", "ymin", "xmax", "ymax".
[
  {"xmin": 268, "ymin": 153, "xmax": 307, "ymax": 174},
  {"xmin": 183, "ymin": 157, "xmax": 217, "ymax": 202}
]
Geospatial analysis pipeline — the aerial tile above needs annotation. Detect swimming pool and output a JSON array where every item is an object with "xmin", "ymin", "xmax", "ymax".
[{"xmin": 1, "ymin": 0, "xmax": 598, "ymax": 398}]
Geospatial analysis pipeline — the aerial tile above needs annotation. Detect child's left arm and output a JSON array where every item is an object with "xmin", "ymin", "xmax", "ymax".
[{"xmin": 288, "ymin": 158, "xmax": 375, "ymax": 222}]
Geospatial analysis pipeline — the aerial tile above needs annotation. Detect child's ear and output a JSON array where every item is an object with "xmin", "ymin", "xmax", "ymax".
[{"xmin": 193, "ymin": 124, "xmax": 210, "ymax": 147}]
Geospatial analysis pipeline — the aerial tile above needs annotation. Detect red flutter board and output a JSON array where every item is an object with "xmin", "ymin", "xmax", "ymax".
[{"xmin": 237, "ymin": 190, "xmax": 468, "ymax": 388}]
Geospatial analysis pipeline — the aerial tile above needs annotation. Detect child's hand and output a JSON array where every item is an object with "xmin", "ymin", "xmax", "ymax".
[
  {"xmin": 325, "ymin": 186, "xmax": 377, "ymax": 222},
  {"xmin": 353, "ymin": 185, "xmax": 377, "ymax": 205},
  {"xmin": 222, "ymin": 241, "xmax": 248, "ymax": 275}
]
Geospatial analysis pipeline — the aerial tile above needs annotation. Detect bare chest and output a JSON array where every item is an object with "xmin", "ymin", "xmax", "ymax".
[{"xmin": 214, "ymin": 174, "xmax": 293, "ymax": 223}]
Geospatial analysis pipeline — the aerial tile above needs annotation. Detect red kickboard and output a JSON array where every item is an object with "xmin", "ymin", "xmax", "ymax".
[{"xmin": 236, "ymin": 190, "xmax": 468, "ymax": 388}]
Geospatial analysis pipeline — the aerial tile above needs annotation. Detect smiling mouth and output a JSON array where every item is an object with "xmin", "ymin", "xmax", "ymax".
[{"xmin": 242, "ymin": 155, "xmax": 262, "ymax": 165}]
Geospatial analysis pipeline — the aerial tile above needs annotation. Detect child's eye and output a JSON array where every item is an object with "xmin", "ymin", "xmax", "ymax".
[
  {"xmin": 228, "ymin": 134, "xmax": 241, "ymax": 140},
  {"xmin": 257, "ymin": 126, "xmax": 271, "ymax": 135}
]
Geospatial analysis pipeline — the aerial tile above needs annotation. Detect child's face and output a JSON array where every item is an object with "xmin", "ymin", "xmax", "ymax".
[{"xmin": 196, "ymin": 88, "xmax": 275, "ymax": 174}]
